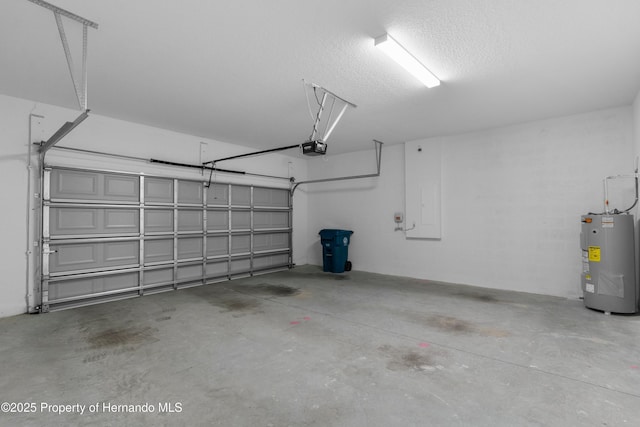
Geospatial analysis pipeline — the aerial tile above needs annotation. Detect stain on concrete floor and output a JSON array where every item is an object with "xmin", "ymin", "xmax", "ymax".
[
  {"xmin": 219, "ymin": 298, "xmax": 261, "ymax": 312},
  {"xmin": 395, "ymin": 312, "xmax": 511, "ymax": 338},
  {"xmin": 378, "ymin": 345, "xmax": 438, "ymax": 372},
  {"xmin": 197, "ymin": 292, "xmax": 262, "ymax": 314},
  {"xmin": 87, "ymin": 326, "xmax": 157, "ymax": 349},
  {"xmin": 427, "ymin": 315, "xmax": 475, "ymax": 333},
  {"xmin": 275, "ymin": 270, "xmax": 332, "ymax": 280},
  {"xmin": 233, "ymin": 283, "xmax": 300, "ymax": 297},
  {"xmin": 187, "ymin": 283, "xmax": 299, "ymax": 315},
  {"xmin": 427, "ymin": 314, "xmax": 510, "ymax": 337}
]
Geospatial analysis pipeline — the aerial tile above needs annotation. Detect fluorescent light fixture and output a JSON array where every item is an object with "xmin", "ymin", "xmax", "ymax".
[{"xmin": 374, "ymin": 33, "xmax": 440, "ymax": 88}]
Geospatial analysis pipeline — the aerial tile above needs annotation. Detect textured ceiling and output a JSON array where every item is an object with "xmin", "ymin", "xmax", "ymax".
[{"xmin": 2, "ymin": 0, "xmax": 640, "ymax": 155}]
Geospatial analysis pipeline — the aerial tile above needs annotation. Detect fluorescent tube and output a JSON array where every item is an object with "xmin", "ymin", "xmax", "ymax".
[{"xmin": 374, "ymin": 33, "xmax": 440, "ymax": 88}]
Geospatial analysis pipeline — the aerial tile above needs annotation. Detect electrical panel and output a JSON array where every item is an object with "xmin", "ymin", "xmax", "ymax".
[{"xmin": 404, "ymin": 139, "xmax": 441, "ymax": 239}]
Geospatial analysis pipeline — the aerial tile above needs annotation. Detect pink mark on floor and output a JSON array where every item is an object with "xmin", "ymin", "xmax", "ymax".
[
  {"xmin": 303, "ymin": 317, "xmax": 311, "ymax": 321},
  {"xmin": 631, "ymin": 365, "xmax": 639, "ymax": 369},
  {"xmin": 290, "ymin": 321, "xmax": 300, "ymax": 325},
  {"xmin": 419, "ymin": 342, "xmax": 430, "ymax": 348}
]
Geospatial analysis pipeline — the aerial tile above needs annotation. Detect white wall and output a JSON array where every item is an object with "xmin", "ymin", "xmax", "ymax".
[
  {"xmin": 0, "ymin": 93, "xmax": 308, "ymax": 318},
  {"xmin": 634, "ymin": 89, "xmax": 640, "ymax": 180},
  {"xmin": 306, "ymin": 107, "xmax": 634, "ymax": 298}
]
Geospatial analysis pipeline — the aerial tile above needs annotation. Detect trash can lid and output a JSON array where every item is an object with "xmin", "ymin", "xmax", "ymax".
[{"xmin": 319, "ymin": 229, "xmax": 353, "ymax": 237}]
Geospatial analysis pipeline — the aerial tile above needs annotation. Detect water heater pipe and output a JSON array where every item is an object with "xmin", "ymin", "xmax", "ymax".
[{"xmin": 603, "ymin": 172, "xmax": 639, "ymax": 214}]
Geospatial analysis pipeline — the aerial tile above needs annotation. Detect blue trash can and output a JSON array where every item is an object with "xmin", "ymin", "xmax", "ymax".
[{"xmin": 319, "ymin": 229, "xmax": 353, "ymax": 273}]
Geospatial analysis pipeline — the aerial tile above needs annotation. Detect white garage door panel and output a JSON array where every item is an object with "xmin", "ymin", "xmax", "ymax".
[
  {"xmin": 49, "ymin": 241, "xmax": 139, "ymax": 274},
  {"xmin": 230, "ymin": 258, "xmax": 251, "ymax": 274},
  {"xmin": 231, "ymin": 186, "xmax": 251, "ymax": 206},
  {"xmin": 178, "ymin": 210, "xmax": 204, "ymax": 231},
  {"xmin": 254, "ymin": 232, "xmax": 289, "ymax": 252},
  {"xmin": 178, "ymin": 180, "xmax": 203, "ymax": 205},
  {"xmin": 51, "ymin": 208, "xmax": 97, "ymax": 233},
  {"xmin": 206, "ymin": 261, "xmax": 228, "ymax": 277},
  {"xmin": 207, "ymin": 235, "xmax": 229, "ymax": 257},
  {"xmin": 49, "ymin": 272, "xmax": 138, "ymax": 300},
  {"xmin": 207, "ymin": 210, "xmax": 229, "ymax": 231},
  {"xmin": 145, "ymin": 177, "xmax": 173, "ymax": 204},
  {"xmin": 231, "ymin": 235, "xmax": 251, "ymax": 254},
  {"xmin": 231, "ymin": 211, "xmax": 251, "ymax": 229},
  {"xmin": 41, "ymin": 167, "xmax": 292, "ymax": 311},
  {"xmin": 50, "ymin": 169, "xmax": 139, "ymax": 202},
  {"xmin": 144, "ymin": 239, "xmax": 173, "ymax": 264},
  {"xmin": 145, "ymin": 209, "xmax": 174, "ymax": 233},
  {"xmin": 105, "ymin": 176, "xmax": 138, "ymax": 200},
  {"xmin": 177, "ymin": 237, "xmax": 203, "ymax": 260},
  {"xmin": 254, "ymin": 254, "xmax": 289, "ymax": 270},
  {"xmin": 55, "ymin": 170, "xmax": 97, "ymax": 197},
  {"xmin": 206, "ymin": 184, "xmax": 229, "ymax": 206},
  {"xmin": 177, "ymin": 264, "xmax": 203, "ymax": 281},
  {"xmin": 254, "ymin": 211, "xmax": 289, "ymax": 229},
  {"xmin": 254, "ymin": 187, "xmax": 289, "ymax": 207},
  {"xmin": 50, "ymin": 207, "xmax": 140, "ymax": 236},
  {"xmin": 105, "ymin": 210, "xmax": 140, "ymax": 232},
  {"xmin": 143, "ymin": 268, "xmax": 174, "ymax": 286}
]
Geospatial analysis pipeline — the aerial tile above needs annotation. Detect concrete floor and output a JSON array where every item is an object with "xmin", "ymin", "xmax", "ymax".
[{"xmin": 1, "ymin": 265, "xmax": 639, "ymax": 426}]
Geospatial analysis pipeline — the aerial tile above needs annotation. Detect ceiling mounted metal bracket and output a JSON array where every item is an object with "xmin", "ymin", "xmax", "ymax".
[
  {"xmin": 27, "ymin": 0, "xmax": 99, "ymax": 29},
  {"xmin": 38, "ymin": 110, "xmax": 90, "ymax": 153},
  {"xmin": 27, "ymin": 0, "xmax": 99, "ymax": 153},
  {"xmin": 27, "ymin": 0, "xmax": 98, "ymax": 111},
  {"xmin": 303, "ymin": 80, "xmax": 357, "ymax": 145}
]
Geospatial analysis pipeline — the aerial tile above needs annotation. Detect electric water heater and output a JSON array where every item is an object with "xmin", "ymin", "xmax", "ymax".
[{"xmin": 580, "ymin": 214, "xmax": 639, "ymax": 314}]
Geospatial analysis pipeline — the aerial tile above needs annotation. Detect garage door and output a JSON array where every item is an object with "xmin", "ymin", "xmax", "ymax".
[{"xmin": 41, "ymin": 167, "xmax": 292, "ymax": 311}]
